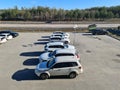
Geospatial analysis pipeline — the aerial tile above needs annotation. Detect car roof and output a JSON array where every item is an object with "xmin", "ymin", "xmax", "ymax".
[
  {"xmin": 55, "ymin": 56, "xmax": 78, "ymax": 63},
  {"xmin": 46, "ymin": 42, "xmax": 64, "ymax": 46},
  {"xmin": 55, "ymin": 49, "xmax": 76, "ymax": 54}
]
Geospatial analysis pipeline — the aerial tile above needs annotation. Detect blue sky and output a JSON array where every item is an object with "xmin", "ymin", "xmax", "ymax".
[{"xmin": 0, "ymin": 0, "xmax": 120, "ymax": 10}]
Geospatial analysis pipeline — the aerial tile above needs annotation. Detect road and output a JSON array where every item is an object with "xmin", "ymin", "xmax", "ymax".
[
  {"xmin": 0, "ymin": 32, "xmax": 120, "ymax": 90},
  {"xmin": 0, "ymin": 23, "xmax": 120, "ymax": 28}
]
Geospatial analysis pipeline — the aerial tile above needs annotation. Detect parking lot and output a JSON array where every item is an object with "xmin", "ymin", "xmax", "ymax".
[{"xmin": 0, "ymin": 32, "xmax": 120, "ymax": 90}]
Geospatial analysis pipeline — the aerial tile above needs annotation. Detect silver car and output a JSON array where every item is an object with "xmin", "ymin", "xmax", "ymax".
[
  {"xmin": 39, "ymin": 49, "xmax": 80, "ymax": 63},
  {"xmin": 44, "ymin": 42, "xmax": 75, "ymax": 52},
  {"xmin": 35, "ymin": 56, "xmax": 83, "ymax": 80}
]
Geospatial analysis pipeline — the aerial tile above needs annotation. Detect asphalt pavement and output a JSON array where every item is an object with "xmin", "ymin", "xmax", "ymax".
[{"xmin": 0, "ymin": 32, "xmax": 120, "ymax": 90}]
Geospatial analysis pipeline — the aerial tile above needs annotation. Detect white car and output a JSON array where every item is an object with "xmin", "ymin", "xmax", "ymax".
[
  {"xmin": 44, "ymin": 42, "xmax": 75, "ymax": 52},
  {"xmin": 52, "ymin": 32, "xmax": 70, "ymax": 38},
  {"xmin": 0, "ymin": 35, "xmax": 7, "ymax": 44},
  {"xmin": 35, "ymin": 56, "xmax": 83, "ymax": 80},
  {"xmin": 0, "ymin": 33, "xmax": 13, "ymax": 40},
  {"xmin": 50, "ymin": 33, "xmax": 69, "ymax": 39},
  {"xmin": 49, "ymin": 36, "xmax": 70, "ymax": 44},
  {"xmin": 39, "ymin": 49, "xmax": 80, "ymax": 63}
]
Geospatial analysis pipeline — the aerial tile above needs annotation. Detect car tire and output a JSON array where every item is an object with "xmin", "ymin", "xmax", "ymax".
[
  {"xmin": 69, "ymin": 72, "xmax": 77, "ymax": 79},
  {"xmin": 64, "ymin": 41, "xmax": 68, "ymax": 44},
  {"xmin": 40, "ymin": 73, "xmax": 49, "ymax": 80}
]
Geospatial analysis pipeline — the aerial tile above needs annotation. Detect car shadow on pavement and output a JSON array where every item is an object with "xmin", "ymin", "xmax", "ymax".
[
  {"xmin": 20, "ymin": 51, "xmax": 44, "ymax": 57},
  {"xmin": 34, "ymin": 41, "xmax": 48, "ymax": 45},
  {"xmin": 12, "ymin": 68, "xmax": 40, "ymax": 81},
  {"xmin": 41, "ymin": 36, "xmax": 50, "ymax": 38},
  {"xmin": 12, "ymin": 68, "xmax": 70, "ymax": 81},
  {"xmin": 37, "ymin": 39, "xmax": 49, "ymax": 41},
  {"xmin": 23, "ymin": 58, "xmax": 39, "ymax": 66}
]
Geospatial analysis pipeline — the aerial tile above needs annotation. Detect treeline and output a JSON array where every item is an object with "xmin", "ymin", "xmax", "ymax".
[{"xmin": 0, "ymin": 6, "xmax": 120, "ymax": 21}]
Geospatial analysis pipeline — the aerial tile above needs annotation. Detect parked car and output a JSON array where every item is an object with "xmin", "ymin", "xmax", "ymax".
[
  {"xmin": 39, "ymin": 49, "xmax": 80, "ymax": 63},
  {"xmin": 0, "ymin": 33, "xmax": 13, "ymax": 40},
  {"xmin": 44, "ymin": 42, "xmax": 75, "ymax": 52},
  {"xmin": 51, "ymin": 33, "xmax": 70, "ymax": 38},
  {"xmin": 49, "ymin": 36, "xmax": 70, "ymax": 44},
  {"xmin": 53, "ymin": 31, "xmax": 69, "ymax": 37},
  {"xmin": 0, "ymin": 30, "xmax": 19, "ymax": 38},
  {"xmin": 90, "ymin": 29, "xmax": 108, "ymax": 35},
  {"xmin": 35, "ymin": 56, "xmax": 83, "ymax": 80},
  {"xmin": 0, "ymin": 35, "xmax": 7, "ymax": 44}
]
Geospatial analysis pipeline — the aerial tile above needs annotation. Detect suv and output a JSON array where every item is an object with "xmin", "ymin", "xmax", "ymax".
[
  {"xmin": 35, "ymin": 56, "xmax": 83, "ymax": 80},
  {"xmin": 49, "ymin": 36, "xmax": 70, "ymax": 44},
  {"xmin": 53, "ymin": 31, "xmax": 69, "ymax": 37},
  {"xmin": 50, "ymin": 33, "xmax": 69, "ymax": 39},
  {"xmin": 44, "ymin": 42, "xmax": 75, "ymax": 52},
  {"xmin": 39, "ymin": 49, "xmax": 80, "ymax": 63}
]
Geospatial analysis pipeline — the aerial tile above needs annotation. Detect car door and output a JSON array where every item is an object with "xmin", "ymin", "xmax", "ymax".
[{"xmin": 49, "ymin": 62, "xmax": 70, "ymax": 76}]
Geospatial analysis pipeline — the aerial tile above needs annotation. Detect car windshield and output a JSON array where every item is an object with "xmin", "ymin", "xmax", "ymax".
[
  {"xmin": 64, "ymin": 44, "xmax": 68, "ymax": 48},
  {"xmin": 0, "ymin": 35, "xmax": 5, "ymax": 37},
  {"xmin": 49, "ymin": 51, "xmax": 56, "ymax": 57},
  {"xmin": 47, "ymin": 59, "xmax": 55, "ymax": 68},
  {"xmin": 51, "ymin": 38, "xmax": 61, "ymax": 40}
]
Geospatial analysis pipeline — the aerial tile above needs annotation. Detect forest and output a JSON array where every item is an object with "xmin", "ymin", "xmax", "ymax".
[{"xmin": 0, "ymin": 5, "xmax": 120, "ymax": 21}]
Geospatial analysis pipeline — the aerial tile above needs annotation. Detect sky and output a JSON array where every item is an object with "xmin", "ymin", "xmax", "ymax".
[{"xmin": 0, "ymin": 0, "xmax": 120, "ymax": 10}]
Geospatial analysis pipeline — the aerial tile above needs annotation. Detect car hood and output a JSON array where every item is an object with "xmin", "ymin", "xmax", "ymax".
[
  {"xmin": 39, "ymin": 52, "xmax": 50, "ymax": 60},
  {"xmin": 67, "ymin": 45, "xmax": 75, "ymax": 49},
  {"xmin": 37, "ymin": 62, "xmax": 48, "ymax": 70}
]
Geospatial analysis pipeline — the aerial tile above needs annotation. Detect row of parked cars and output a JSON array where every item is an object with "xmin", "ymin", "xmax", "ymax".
[
  {"xmin": 0, "ymin": 30, "xmax": 19, "ymax": 44},
  {"xmin": 90, "ymin": 29, "xmax": 108, "ymax": 35},
  {"xmin": 35, "ymin": 31, "xmax": 83, "ymax": 80},
  {"xmin": 107, "ymin": 28, "xmax": 120, "ymax": 36}
]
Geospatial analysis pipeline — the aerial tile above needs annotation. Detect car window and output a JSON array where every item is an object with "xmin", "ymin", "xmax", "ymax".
[
  {"xmin": 49, "ymin": 50, "xmax": 56, "ymax": 57},
  {"xmin": 55, "ymin": 35, "xmax": 62, "ymax": 37},
  {"xmin": 51, "ymin": 38, "xmax": 61, "ymax": 40},
  {"xmin": 47, "ymin": 59, "xmax": 55, "ymax": 68},
  {"xmin": 69, "ymin": 62, "xmax": 78, "ymax": 67},
  {"xmin": 49, "ymin": 45, "xmax": 64, "ymax": 48},
  {"xmin": 52, "ymin": 62, "xmax": 69, "ymax": 68},
  {"xmin": 55, "ymin": 53, "xmax": 74, "ymax": 57}
]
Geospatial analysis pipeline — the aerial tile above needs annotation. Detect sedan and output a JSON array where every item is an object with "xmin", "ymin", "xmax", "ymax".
[{"xmin": 44, "ymin": 42, "xmax": 75, "ymax": 52}]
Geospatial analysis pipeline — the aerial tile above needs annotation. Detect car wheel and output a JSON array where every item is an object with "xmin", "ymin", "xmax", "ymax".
[
  {"xmin": 40, "ymin": 73, "xmax": 49, "ymax": 80},
  {"xmin": 64, "ymin": 41, "xmax": 68, "ymax": 44},
  {"xmin": 69, "ymin": 72, "xmax": 77, "ymax": 79}
]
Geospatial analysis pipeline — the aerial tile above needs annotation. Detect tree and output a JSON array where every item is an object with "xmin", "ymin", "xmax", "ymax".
[
  {"xmin": 0, "ymin": 15, "xmax": 2, "ymax": 20},
  {"xmin": 24, "ymin": 11, "xmax": 31, "ymax": 20}
]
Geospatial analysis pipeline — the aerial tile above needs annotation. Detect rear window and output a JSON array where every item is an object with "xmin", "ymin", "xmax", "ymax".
[
  {"xmin": 54, "ymin": 35, "xmax": 62, "ymax": 37},
  {"xmin": 55, "ymin": 53, "xmax": 74, "ymax": 57},
  {"xmin": 51, "ymin": 38, "xmax": 61, "ymax": 40},
  {"xmin": 49, "ymin": 45, "xmax": 64, "ymax": 48}
]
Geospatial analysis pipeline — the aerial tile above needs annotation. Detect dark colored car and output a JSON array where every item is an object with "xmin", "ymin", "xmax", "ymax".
[
  {"xmin": 0, "ymin": 30, "xmax": 19, "ymax": 38},
  {"xmin": 91, "ymin": 29, "xmax": 108, "ymax": 35}
]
